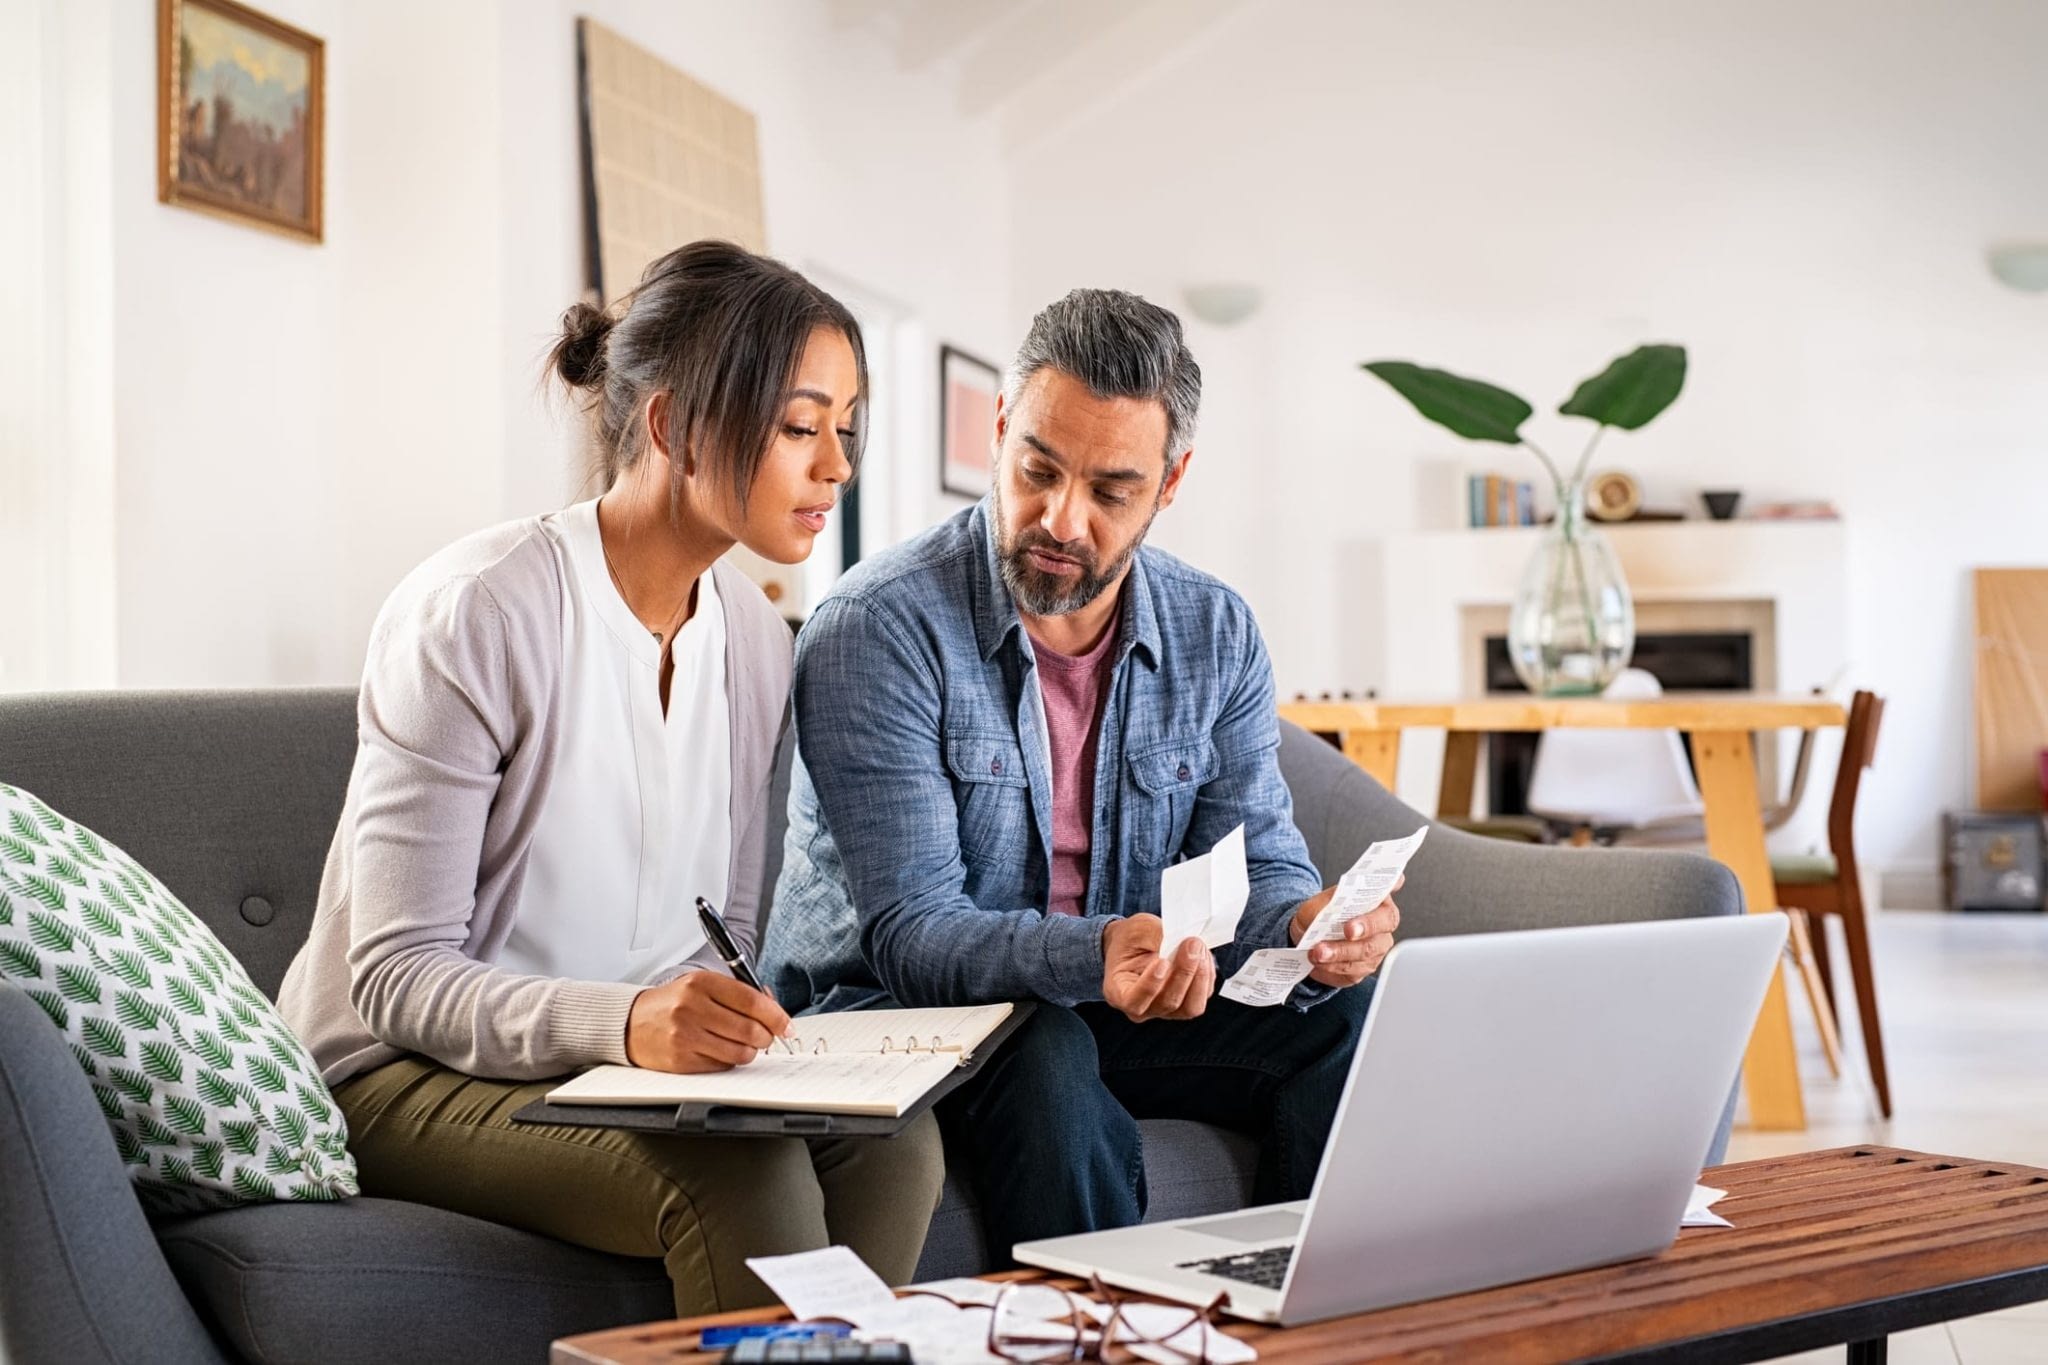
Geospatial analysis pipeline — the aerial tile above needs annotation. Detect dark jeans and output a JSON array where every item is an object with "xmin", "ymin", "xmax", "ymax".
[{"xmin": 937, "ymin": 985, "xmax": 1375, "ymax": 1266}]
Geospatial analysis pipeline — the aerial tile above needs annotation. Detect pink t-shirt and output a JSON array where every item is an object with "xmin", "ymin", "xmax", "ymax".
[{"xmin": 1029, "ymin": 616, "xmax": 1121, "ymax": 917}]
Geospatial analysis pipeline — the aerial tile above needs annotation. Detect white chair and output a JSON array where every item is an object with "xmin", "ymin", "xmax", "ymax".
[{"xmin": 1525, "ymin": 668, "xmax": 1705, "ymax": 837}]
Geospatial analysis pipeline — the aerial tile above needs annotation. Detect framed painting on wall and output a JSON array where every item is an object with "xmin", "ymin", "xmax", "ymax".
[
  {"xmin": 939, "ymin": 345, "xmax": 1000, "ymax": 499},
  {"xmin": 157, "ymin": 0, "xmax": 325, "ymax": 242}
]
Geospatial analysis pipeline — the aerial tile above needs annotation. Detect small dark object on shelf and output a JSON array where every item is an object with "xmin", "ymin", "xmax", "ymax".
[{"xmin": 1702, "ymin": 490, "xmax": 1742, "ymax": 519}]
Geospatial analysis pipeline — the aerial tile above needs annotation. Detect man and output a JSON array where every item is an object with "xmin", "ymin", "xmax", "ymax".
[{"xmin": 762, "ymin": 289, "xmax": 1399, "ymax": 1262}]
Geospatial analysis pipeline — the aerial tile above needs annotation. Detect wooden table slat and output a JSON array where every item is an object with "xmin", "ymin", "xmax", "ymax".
[{"xmin": 553, "ymin": 1147, "xmax": 2048, "ymax": 1365}]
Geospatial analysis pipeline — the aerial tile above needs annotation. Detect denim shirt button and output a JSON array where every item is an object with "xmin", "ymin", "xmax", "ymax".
[
  {"xmin": 991, "ymin": 757, "xmax": 1003, "ymax": 776},
  {"xmin": 1177, "ymin": 762, "xmax": 1191, "ymax": 781}
]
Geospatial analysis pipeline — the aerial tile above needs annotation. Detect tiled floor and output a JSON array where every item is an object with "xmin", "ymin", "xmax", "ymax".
[{"xmin": 1725, "ymin": 910, "xmax": 2048, "ymax": 1364}]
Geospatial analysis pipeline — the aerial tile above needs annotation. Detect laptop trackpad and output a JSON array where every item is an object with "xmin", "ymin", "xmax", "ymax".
[{"xmin": 1179, "ymin": 1209, "xmax": 1303, "ymax": 1244}]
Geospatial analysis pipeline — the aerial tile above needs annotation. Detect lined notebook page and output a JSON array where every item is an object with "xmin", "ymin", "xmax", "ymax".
[
  {"xmin": 786, "ymin": 1004, "xmax": 1013, "ymax": 1056},
  {"xmin": 548, "ymin": 1052, "xmax": 960, "ymax": 1116}
]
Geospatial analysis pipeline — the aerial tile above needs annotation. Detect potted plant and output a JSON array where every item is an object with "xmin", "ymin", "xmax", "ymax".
[{"xmin": 1363, "ymin": 345, "xmax": 1687, "ymax": 695}]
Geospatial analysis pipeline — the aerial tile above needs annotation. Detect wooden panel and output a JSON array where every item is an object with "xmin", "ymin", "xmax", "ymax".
[
  {"xmin": 1437, "ymin": 730, "xmax": 1482, "ymax": 819},
  {"xmin": 1340, "ymin": 729, "xmax": 1400, "ymax": 790},
  {"xmin": 555, "ymin": 1148, "xmax": 2048, "ymax": 1365},
  {"xmin": 1282, "ymin": 696, "xmax": 1844, "ymax": 734},
  {"xmin": 1973, "ymin": 568, "xmax": 2048, "ymax": 810},
  {"xmin": 1694, "ymin": 729, "xmax": 1805, "ymax": 1131},
  {"xmin": 580, "ymin": 18, "xmax": 767, "ymax": 300}
]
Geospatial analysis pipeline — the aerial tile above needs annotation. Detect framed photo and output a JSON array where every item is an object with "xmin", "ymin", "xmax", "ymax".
[
  {"xmin": 158, "ymin": 0, "xmax": 325, "ymax": 243},
  {"xmin": 939, "ymin": 345, "xmax": 1000, "ymax": 499}
]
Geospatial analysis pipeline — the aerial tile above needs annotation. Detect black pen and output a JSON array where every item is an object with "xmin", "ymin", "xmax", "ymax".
[{"xmin": 695, "ymin": 896, "xmax": 768, "ymax": 994}]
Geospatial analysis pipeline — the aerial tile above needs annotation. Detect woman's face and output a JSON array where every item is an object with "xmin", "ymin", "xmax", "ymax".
[{"xmin": 731, "ymin": 325, "xmax": 861, "ymax": 565}]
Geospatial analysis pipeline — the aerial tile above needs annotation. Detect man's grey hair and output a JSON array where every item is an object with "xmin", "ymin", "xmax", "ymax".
[{"xmin": 1001, "ymin": 289, "xmax": 1202, "ymax": 460}]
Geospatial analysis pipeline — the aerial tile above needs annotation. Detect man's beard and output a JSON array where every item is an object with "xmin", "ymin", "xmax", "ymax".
[{"xmin": 992, "ymin": 479, "xmax": 1160, "ymax": 617}]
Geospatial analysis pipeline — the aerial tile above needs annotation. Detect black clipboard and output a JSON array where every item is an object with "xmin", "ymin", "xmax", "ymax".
[{"xmin": 509, "ymin": 1001, "xmax": 1036, "ymax": 1139}]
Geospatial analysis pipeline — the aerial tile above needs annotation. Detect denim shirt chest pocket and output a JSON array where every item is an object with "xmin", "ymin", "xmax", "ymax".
[
  {"xmin": 944, "ymin": 729, "xmax": 1034, "ymax": 899},
  {"xmin": 1123, "ymin": 735, "xmax": 1219, "ymax": 869}
]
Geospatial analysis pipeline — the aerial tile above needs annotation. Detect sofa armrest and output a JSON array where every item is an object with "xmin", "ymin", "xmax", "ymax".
[
  {"xmin": 0, "ymin": 984, "xmax": 229, "ymax": 1365},
  {"xmin": 1280, "ymin": 723, "xmax": 1744, "ymax": 935}
]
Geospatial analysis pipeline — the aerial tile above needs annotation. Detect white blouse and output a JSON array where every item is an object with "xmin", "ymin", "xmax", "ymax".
[{"xmin": 502, "ymin": 498, "xmax": 733, "ymax": 986}]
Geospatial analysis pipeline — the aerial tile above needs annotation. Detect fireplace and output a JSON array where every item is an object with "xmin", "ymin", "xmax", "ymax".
[
  {"xmin": 1480, "ymin": 631, "xmax": 1757, "ymax": 815},
  {"xmin": 1456, "ymin": 597, "xmax": 1779, "ymax": 816}
]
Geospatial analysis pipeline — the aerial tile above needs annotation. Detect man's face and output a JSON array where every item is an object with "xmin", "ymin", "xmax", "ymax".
[{"xmin": 990, "ymin": 368, "xmax": 1190, "ymax": 617}]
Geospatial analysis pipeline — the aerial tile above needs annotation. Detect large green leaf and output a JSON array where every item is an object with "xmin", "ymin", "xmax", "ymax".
[
  {"xmin": 81, "ymin": 1017, "xmax": 128, "ymax": 1059},
  {"xmin": 232, "ymin": 1168, "xmax": 277, "ymax": 1201},
  {"xmin": 1558, "ymin": 344, "xmax": 1687, "ymax": 430},
  {"xmin": 108, "ymin": 1066, "xmax": 154, "ymax": 1106},
  {"xmin": 0, "ymin": 940, "xmax": 41, "ymax": 978},
  {"xmin": 116, "ymin": 990, "xmax": 163, "ymax": 1032},
  {"xmin": 56, "ymin": 964, "xmax": 103, "ymax": 1005},
  {"xmin": 165, "ymin": 1095, "xmax": 210, "ymax": 1136},
  {"xmin": 198, "ymin": 1069, "xmax": 241, "ymax": 1109},
  {"xmin": 141, "ymin": 1040, "xmax": 184, "ymax": 1085},
  {"xmin": 1362, "ymin": 361, "xmax": 1533, "ymax": 444}
]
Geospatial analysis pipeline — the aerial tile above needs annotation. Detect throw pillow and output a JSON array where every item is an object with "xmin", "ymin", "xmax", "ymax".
[{"xmin": 0, "ymin": 782, "xmax": 358, "ymax": 1214}]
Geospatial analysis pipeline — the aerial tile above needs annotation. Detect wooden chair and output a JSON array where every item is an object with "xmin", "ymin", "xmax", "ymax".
[{"xmin": 1772, "ymin": 690, "xmax": 1892, "ymax": 1118}]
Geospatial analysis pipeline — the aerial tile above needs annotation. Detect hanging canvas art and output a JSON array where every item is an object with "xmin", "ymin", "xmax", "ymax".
[{"xmin": 157, "ymin": 0, "xmax": 324, "ymax": 242}]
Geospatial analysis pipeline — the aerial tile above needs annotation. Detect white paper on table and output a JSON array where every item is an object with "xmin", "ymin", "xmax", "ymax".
[
  {"xmin": 1087, "ymin": 1300, "xmax": 1259, "ymax": 1363},
  {"xmin": 905, "ymin": 1277, "xmax": 1008, "ymax": 1308},
  {"xmin": 1682, "ymin": 1183, "xmax": 1732, "ymax": 1229},
  {"xmin": 1218, "ymin": 946, "xmax": 1315, "ymax": 1007},
  {"xmin": 862, "ymin": 1287, "xmax": 1091, "ymax": 1364},
  {"xmin": 857, "ymin": 1297, "xmax": 1003, "ymax": 1362},
  {"xmin": 745, "ymin": 1246, "xmax": 895, "ymax": 1325},
  {"xmin": 1160, "ymin": 823, "xmax": 1250, "ymax": 952}
]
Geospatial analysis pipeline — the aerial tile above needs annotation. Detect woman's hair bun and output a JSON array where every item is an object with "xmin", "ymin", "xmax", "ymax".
[{"xmin": 550, "ymin": 300, "xmax": 614, "ymax": 390}]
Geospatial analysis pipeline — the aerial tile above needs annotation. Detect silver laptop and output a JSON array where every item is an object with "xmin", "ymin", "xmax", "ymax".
[{"xmin": 1013, "ymin": 912, "xmax": 1788, "ymax": 1325}]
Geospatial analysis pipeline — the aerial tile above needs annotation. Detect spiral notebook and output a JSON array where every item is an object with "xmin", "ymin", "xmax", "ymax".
[{"xmin": 543, "ymin": 1004, "xmax": 1016, "ymax": 1118}]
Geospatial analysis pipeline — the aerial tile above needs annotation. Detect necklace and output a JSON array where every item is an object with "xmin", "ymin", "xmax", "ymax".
[{"xmin": 599, "ymin": 529, "xmax": 694, "ymax": 647}]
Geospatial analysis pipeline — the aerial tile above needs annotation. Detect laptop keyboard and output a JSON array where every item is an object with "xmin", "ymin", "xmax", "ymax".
[{"xmin": 1176, "ymin": 1244, "xmax": 1295, "ymax": 1290}]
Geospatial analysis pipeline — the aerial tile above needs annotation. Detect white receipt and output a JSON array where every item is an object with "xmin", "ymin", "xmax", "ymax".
[
  {"xmin": 1301, "ymin": 827, "xmax": 1427, "ymax": 949},
  {"xmin": 1160, "ymin": 823, "xmax": 1249, "ymax": 952},
  {"xmin": 745, "ymin": 1246, "xmax": 895, "ymax": 1325},
  {"xmin": 1219, "ymin": 947, "xmax": 1316, "ymax": 1006},
  {"xmin": 1220, "ymin": 826, "xmax": 1427, "ymax": 1007}
]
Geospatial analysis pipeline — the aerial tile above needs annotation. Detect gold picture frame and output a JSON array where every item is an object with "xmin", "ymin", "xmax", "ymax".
[{"xmin": 157, "ymin": 0, "xmax": 325, "ymax": 243}]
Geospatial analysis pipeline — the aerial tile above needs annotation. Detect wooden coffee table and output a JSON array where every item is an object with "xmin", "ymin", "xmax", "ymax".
[{"xmin": 554, "ymin": 1146, "xmax": 2048, "ymax": 1365}]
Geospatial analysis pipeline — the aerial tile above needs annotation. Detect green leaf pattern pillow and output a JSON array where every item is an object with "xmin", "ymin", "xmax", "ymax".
[{"xmin": 0, "ymin": 782, "xmax": 358, "ymax": 1214}]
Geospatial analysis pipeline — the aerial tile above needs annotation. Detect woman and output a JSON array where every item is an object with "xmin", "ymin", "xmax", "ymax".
[{"xmin": 278, "ymin": 241, "xmax": 944, "ymax": 1314}]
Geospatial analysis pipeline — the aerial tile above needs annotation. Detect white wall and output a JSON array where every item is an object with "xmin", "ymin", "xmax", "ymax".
[
  {"xmin": 85, "ymin": 0, "xmax": 1009, "ymax": 689},
  {"xmin": 1005, "ymin": 0, "xmax": 2048, "ymax": 899}
]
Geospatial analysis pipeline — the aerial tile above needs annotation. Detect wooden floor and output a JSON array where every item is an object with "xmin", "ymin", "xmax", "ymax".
[{"xmin": 1727, "ymin": 910, "xmax": 2048, "ymax": 1364}]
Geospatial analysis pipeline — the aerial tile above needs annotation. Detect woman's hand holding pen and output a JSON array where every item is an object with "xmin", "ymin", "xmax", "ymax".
[{"xmin": 625, "ymin": 972, "xmax": 794, "ymax": 1073}]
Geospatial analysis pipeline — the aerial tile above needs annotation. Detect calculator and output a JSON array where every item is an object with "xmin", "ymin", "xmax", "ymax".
[{"xmin": 721, "ymin": 1338, "xmax": 911, "ymax": 1363}]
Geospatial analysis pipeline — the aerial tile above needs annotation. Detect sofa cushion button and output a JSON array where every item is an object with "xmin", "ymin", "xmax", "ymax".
[{"xmin": 240, "ymin": 895, "xmax": 275, "ymax": 927}]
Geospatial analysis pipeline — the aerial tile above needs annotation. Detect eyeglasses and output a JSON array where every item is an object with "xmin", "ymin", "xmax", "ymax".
[{"xmin": 974, "ymin": 1275, "xmax": 1231, "ymax": 1364}]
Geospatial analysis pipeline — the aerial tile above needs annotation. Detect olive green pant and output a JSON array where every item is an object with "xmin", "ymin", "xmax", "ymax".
[{"xmin": 334, "ymin": 1057, "xmax": 947, "ymax": 1316}]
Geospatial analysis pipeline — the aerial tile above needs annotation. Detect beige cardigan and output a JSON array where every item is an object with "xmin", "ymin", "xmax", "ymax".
[{"xmin": 279, "ymin": 517, "xmax": 792, "ymax": 1086}]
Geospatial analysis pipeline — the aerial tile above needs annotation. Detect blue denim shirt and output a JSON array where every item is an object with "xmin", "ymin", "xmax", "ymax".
[{"xmin": 761, "ymin": 501, "xmax": 1328, "ymax": 1016}]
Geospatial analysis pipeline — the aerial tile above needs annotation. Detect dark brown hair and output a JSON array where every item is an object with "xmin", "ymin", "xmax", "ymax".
[{"xmin": 549, "ymin": 240, "xmax": 867, "ymax": 508}]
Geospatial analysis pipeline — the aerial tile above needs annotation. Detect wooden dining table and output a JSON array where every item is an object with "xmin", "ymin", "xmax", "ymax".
[{"xmin": 1279, "ymin": 694, "xmax": 1849, "ymax": 1132}]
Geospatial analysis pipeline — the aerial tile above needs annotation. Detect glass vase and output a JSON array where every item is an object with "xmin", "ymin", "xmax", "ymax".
[{"xmin": 1506, "ymin": 478, "xmax": 1635, "ymax": 696}]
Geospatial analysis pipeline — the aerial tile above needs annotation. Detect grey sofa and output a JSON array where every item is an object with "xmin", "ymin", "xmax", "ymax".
[{"xmin": 0, "ymin": 689, "xmax": 1742, "ymax": 1364}]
